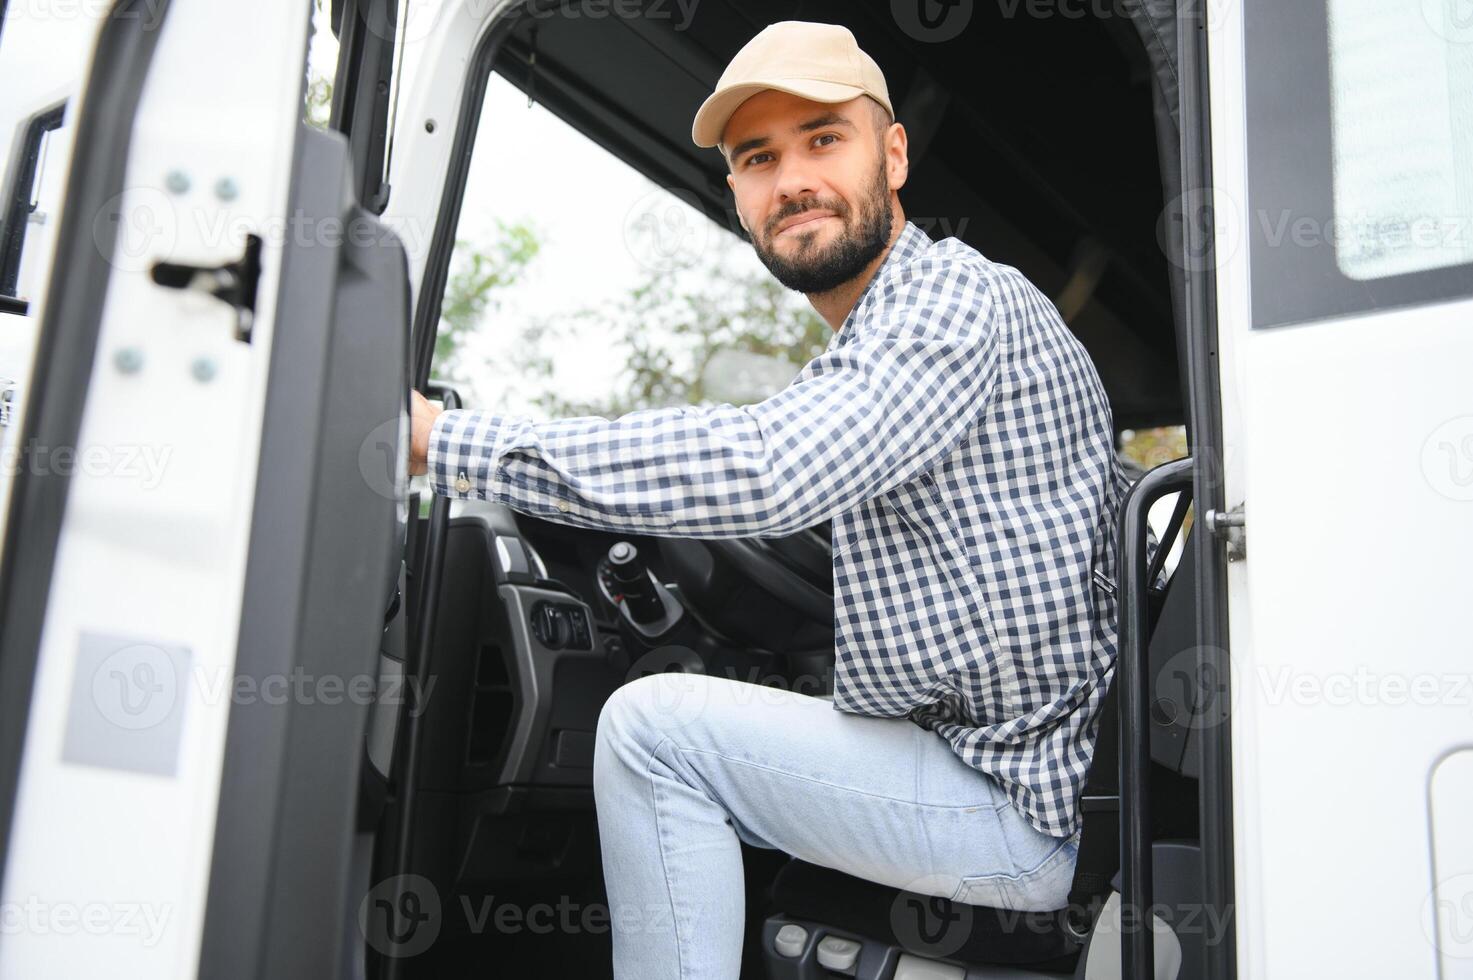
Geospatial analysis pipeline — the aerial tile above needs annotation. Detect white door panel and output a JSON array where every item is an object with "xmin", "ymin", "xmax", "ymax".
[
  {"xmin": 1209, "ymin": 1, "xmax": 1473, "ymax": 976},
  {"xmin": 0, "ymin": 2, "xmax": 310, "ymax": 977}
]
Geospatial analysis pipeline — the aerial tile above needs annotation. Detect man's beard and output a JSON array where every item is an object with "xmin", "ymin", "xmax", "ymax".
[{"xmin": 751, "ymin": 161, "xmax": 894, "ymax": 295}]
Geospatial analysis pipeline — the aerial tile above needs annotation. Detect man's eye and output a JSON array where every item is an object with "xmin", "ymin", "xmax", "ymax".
[
  {"xmin": 746, "ymin": 153, "xmax": 772, "ymax": 167},
  {"xmin": 814, "ymin": 134, "xmax": 838, "ymax": 147}
]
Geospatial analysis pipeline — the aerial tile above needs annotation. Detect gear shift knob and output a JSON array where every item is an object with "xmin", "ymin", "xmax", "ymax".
[{"xmin": 606, "ymin": 542, "xmax": 665, "ymax": 625}]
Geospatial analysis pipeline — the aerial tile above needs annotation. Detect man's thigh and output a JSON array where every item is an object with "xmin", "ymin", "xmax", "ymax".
[{"xmin": 598, "ymin": 672, "xmax": 1027, "ymax": 899}]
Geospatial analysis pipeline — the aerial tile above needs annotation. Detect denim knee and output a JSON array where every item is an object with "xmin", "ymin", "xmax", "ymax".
[{"xmin": 598, "ymin": 672, "xmax": 713, "ymax": 748}]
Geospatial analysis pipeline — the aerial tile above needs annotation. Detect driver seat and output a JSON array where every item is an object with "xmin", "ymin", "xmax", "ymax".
[
  {"xmin": 759, "ymin": 686, "xmax": 1117, "ymax": 977},
  {"xmin": 759, "ymin": 521, "xmax": 1203, "ymax": 980}
]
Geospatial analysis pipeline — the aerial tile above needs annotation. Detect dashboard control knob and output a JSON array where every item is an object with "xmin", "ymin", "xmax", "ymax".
[{"xmin": 530, "ymin": 600, "xmax": 594, "ymax": 651}]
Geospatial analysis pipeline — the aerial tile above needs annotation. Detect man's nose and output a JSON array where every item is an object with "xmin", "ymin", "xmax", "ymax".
[{"xmin": 772, "ymin": 155, "xmax": 820, "ymax": 207}]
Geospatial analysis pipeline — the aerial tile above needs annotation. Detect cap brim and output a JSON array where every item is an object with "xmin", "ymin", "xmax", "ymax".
[{"xmin": 691, "ymin": 78, "xmax": 870, "ymax": 148}]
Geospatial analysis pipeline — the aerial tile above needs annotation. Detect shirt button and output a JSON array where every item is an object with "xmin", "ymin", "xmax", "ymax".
[
  {"xmin": 454, "ymin": 474, "xmax": 471, "ymax": 494},
  {"xmin": 556, "ymin": 501, "xmax": 571, "ymax": 514}
]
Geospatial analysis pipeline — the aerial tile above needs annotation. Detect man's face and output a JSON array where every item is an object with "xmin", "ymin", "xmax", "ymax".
[{"xmin": 723, "ymin": 92, "xmax": 903, "ymax": 294}]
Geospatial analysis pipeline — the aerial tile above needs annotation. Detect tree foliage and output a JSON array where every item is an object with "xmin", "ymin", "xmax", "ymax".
[
  {"xmin": 441, "ymin": 218, "xmax": 826, "ymax": 419},
  {"xmin": 436, "ymin": 220, "xmax": 543, "ymax": 392}
]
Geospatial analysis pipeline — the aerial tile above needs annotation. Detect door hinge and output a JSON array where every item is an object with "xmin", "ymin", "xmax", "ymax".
[{"xmin": 1203, "ymin": 503, "xmax": 1245, "ymax": 562}]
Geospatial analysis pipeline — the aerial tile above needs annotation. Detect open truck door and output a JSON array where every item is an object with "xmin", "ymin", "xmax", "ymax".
[
  {"xmin": 1202, "ymin": 1, "xmax": 1473, "ymax": 976},
  {"xmin": 0, "ymin": 1, "xmax": 411, "ymax": 977}
]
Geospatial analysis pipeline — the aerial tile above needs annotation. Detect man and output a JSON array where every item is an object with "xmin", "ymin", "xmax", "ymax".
[{"xmin": 409, "ymin": 20, "xmax": 1129, "ymax": 979}]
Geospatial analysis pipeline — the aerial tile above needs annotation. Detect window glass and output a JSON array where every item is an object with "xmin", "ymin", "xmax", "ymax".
[
  {"xmin": 304, "ymin": 0, "xmax": 336, "ymax": 128},
  {"xmin": 435, "ymin": 72, "xmax": 825, "ymax": 418},
  {"xmin": 1120, "ymin": 426, "xmax": 1191, "ymax": 579},
  {"xmin": 1244, "ymin": 0, "xmax": 1473, "ymax": 327},
  {"xmin": 1326, "ymin": 0, "xmax": 1473, "ymax": 280}
]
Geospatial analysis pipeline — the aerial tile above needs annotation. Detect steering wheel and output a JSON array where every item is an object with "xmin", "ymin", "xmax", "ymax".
[{"xmin": 703, "ymin": 522, "xmax": 834, "ymax": 623}]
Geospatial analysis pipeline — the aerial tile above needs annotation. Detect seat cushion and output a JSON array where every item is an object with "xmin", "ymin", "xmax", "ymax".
[{"xmin": 768, "ymin": 859, "xmax": 1082, "ymax": 969}]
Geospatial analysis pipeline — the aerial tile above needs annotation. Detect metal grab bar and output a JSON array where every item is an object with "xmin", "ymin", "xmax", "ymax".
[{"xmin": 1117, "ymin": 456, "xmax": 1194, "ymax": 980}]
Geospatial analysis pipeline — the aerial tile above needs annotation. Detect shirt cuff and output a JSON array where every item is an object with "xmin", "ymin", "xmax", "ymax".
[{"xmin": 428, "ymin": 408, "xmax": 503, "ymax": 500}]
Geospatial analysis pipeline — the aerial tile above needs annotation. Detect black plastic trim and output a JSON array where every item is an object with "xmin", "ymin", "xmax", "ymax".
[
  {"xmin": 196, "ymin": 126, "xmax": 342, "ymax": 980},
  {"xmin": 329, "ymin": 0, "xmax": 397, "ymax": 213},
  {"xmin": 378, "ymin": 384, "xmax": 457, "ymax": 980},
  {"xmin": 0, "ymin": 101, "xmax": 66, "ymax": 297},
  {"xmin": 0, "ymin": 0, "xmax": 171, "ymax": 900},
  {"xmin": 198, "ymin": 122, "xmax": 410, "ymax": 979},
  {"xmin": 1179, "ymin": 4, "xmax": 1236, "ymax": 977}
]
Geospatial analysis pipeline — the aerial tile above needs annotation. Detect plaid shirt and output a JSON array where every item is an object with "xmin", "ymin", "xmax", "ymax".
[{"xmin": 429, "ymin": 220, "xmax": 1129, "ymax": 838}]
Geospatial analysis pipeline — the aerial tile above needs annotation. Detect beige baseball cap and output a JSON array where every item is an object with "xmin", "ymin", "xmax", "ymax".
[{"xmin": 691, "ymin": 21, "xmax": 893, "ymax": 149}]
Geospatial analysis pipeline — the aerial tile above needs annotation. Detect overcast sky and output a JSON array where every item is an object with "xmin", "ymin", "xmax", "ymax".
[{"xmin": 308, "ymin": 3, "xmax": 806, "ymax": 416}]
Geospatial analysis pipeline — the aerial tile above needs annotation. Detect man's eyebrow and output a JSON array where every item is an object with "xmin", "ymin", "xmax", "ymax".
[
  {"xmin": 728, "ymin": 113, "xmax": 858, "ymax": 162},
  {"xmin": 728, "ymin": 135, "xmax": 770, "ymax": 161},
  {"xmin": 796, "ymin": 112, "xmax": 856, "ymax": 134}
]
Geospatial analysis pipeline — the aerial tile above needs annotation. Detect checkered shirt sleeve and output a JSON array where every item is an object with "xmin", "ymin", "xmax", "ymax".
[{"xmin": 427, "ymin": 261, "xmax": 1000, "ymax": 537}]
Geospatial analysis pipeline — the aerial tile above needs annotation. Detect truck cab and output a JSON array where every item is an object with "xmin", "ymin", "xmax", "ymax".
[{"xmin": 0, "ymin": 1, "xmax": 1470, "ymax": 978}]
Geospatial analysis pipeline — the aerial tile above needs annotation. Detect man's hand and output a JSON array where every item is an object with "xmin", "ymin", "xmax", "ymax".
[{"xmin": 409, "ymin": 389, "xmax": 442, "ymax": 477}]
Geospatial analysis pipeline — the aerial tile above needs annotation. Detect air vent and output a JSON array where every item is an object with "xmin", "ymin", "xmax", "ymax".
[
  {"xmin": 467, "ymin": 643, "xmax": 513, "ymax": 766},
  {"xmin": 476, "ymin": 642, "xmax": 509, "ymax": 687}
]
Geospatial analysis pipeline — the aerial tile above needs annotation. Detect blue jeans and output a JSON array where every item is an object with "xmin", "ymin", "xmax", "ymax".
[{"xmin": 593, "ymin": 673, "xmax": 1081, "ymax": 979}]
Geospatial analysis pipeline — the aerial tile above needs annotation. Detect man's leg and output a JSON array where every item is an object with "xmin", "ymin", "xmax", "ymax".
[{"xmin": 592, "ymin": 672, "xmax": 1076, "ymax": 980}]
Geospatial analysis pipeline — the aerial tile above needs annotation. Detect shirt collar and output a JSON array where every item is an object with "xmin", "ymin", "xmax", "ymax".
[{"xmin": 828, "ymin": 220, "xmax": 934, "ymax": 350}]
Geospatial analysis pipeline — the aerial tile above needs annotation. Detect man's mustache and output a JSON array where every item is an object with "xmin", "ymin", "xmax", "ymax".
[{"xmin": 766, "ymin": 202, "xmax": 849, "ymax": 239}]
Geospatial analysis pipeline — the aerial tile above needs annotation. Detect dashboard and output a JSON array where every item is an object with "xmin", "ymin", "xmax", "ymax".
[{"xmin": 411, "ymin": 499, "xmax": 837, "ymax": 805}]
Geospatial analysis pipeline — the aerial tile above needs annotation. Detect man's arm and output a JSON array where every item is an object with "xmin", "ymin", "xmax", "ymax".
[{"xmin": 409, "ymin": 262, "xmax": 1001, "ymax": 538}]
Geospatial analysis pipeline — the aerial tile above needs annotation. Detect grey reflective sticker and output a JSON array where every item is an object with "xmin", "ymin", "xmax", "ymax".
[{"xmin": 62, "ymin": 632, "xmax": 191, "ymax": 776}]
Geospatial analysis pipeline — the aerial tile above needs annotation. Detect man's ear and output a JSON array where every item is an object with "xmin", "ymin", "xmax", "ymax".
[
  {"xmin": 885, "ymin": 121, "xmax": 910, "ymax": 193},
  {"xmin": 726, "ymin": 175, "xmax": 750, "ymax": 234}
]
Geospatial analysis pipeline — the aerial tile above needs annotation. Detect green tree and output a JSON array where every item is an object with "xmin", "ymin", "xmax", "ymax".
[
  {"xmin": 305, "ymin": 74, "xmax": 333, "ymax": 128},
  {"xmin": 436, "ymin": 220, "xmax": 543, "ymax": 391},
  {"xmin": 305, "ymin": 0, "xmax": 334, "ymax": 128},
  {"xmin": 520, "ymin": 232, "xmax": 827, "ymax": 418}
]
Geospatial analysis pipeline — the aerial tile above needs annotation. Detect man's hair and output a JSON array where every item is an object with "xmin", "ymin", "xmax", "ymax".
[
  {"xmin": 865, "ymin": 95, "xmax": 895, "ymax": 141},
  {"xmin": 719, "ymin": 95, "xmax": 896, "ymax": 162}
]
